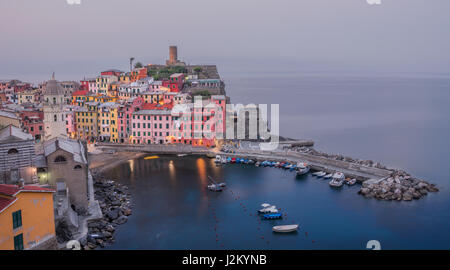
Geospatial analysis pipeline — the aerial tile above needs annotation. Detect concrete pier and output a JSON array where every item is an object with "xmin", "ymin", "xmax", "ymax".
[{"xmin": 96, "ymin": 143, "xmax": 392, "ymax": 181}]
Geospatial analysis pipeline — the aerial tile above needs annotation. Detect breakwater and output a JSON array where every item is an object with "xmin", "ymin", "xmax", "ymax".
[{"xmin": 95, "ymin": 141, "xmax": 438, "ymax": 201}]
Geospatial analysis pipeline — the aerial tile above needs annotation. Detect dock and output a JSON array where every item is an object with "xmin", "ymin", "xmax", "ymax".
[{"xmin": 95, "ymin": 142, "xmax": 392, "ymax": 182}]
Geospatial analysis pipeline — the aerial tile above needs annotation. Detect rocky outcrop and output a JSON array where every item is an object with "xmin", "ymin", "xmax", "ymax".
[
  {"xmin": 358, "ymin": 171, "xmax": 439, "ymax": 201},
  {"xmin": 82, "ymin": 176, "xmax": 132, "ymax": 250}
]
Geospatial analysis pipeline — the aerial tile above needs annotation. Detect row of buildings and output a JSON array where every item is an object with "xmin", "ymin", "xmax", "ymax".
[{"xmin": 0, "ymin": 46, "xmax": 232, "ymax": 249}]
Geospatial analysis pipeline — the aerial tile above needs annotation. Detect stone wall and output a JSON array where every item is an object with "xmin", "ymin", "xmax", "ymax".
[{"xmin": 46, "ymin": 148, "xmax": 88, "ymax": 214}]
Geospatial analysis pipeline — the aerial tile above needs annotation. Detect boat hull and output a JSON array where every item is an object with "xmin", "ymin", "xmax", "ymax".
[{"xmin": 272, "ymin": 224, "xmax": 299, "ymax": 233}]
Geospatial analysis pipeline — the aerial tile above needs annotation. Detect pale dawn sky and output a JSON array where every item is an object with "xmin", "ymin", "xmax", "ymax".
[{"xmin": 0, "ymin": 0, "xmax": 449, "ymax": 82}]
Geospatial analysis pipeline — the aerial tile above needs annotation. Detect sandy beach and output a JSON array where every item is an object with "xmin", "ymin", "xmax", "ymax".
[{"xmin": 89, "ymin": 151, "xmax": 146, "ymax": 174}]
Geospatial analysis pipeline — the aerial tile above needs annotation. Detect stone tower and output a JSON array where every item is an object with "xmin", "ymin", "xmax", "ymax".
[
  {"xmin": 43, "ymin": 73, "xmax": 68, "ymax": 141},
  {"xmin": 166, "ymin": 45, "xmax": 185, "ymax": 66}
]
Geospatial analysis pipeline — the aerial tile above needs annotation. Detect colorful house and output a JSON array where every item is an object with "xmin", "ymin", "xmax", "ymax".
[
  {"xmin": 0, "ymin": 184, "xmax": 56, "ymax": 250},
  {"xmin": 117, "ymin": 97, "xmax": 143, "ymax": 143},
  {"xmin": 131, "ymin": 103, "xmax": 174, "ymax": 144}
]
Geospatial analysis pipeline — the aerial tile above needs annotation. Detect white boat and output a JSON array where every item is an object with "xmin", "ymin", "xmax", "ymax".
[
  {"xmin": 272, "ymin": 224, "xmax": 299, "ymax": 233},
  {"xmin": 255, "ymin": 161, "xmax": 260, "ymax": 167},
  {"xmin": 261, "ymin": 203, "xmax": 271, "ymax": 208},
  {"xmin": 207, "ymin": 184, "xmax": 223, "ymax": 192},
  {"xmin": 346, "ymin": 178, "xmax": 357, "ymax": 186},
  {"xmin": 214, "ymin": 155, "xmax": 222, "ymax": 163},
  {"xmin": 178, "ymin": 154, "xmax": 187, "ymax": 157},
  {"xmin": 315, "ymin": 171, "xmax": 326, "ymax": 177},
  {"xmin": 296, "ymin": 162, "xmax": 310, "ymax": 176},
  {"xmin": 221, "ymin": 157, "xmax": 227, "ymax": 164},
  {"xmin": 332, "ymin": 172, "xmax": 345, "ymax": 180},
  {"xmin": 258, "ymin": 205, "xmax": 278, "ymax": 214},
  {"xmin": 324, "ymin": 174, "xmax": 333, "ymax": 179},
  {"xmin": 329, "ymin": 172, "xmax": 345, "ymax": 187}
]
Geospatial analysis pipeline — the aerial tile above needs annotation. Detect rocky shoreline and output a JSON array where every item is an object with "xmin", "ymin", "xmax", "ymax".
[
  {"xmin": 358, "ymin": 170, "xmax": 439, "ymax": 201},
  {"xmin": 81, "ymin": 174, "xmax": 133, "ymax": 250},
  {"xmin": 291, "ymin": 146, "xmax": 439, "ymax": 201}
]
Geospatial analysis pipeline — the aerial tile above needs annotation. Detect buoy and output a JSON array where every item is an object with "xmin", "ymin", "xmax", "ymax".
[{"xmin": 305, "ymin": 232, "xmax": 308, "ymax": 237}]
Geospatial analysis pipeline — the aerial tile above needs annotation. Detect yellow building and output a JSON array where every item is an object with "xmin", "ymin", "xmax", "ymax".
[
  {"xmin": 18, "ymin": 90, "xmax": 36, "ymax": 104},
  {"xmin": 0, "ymin": 184, "xmax": 56, "ymax": 250},
  {"xmin": 96, "ymin": 75, "xmax": 118, "ymax": 95},
  {"xmin": 98, "ymin": 102, "xmax": 119, "ymax": 143},
  {"xmin": 75, "ymin": 102, "xmax": 99, "ymax": 141}
]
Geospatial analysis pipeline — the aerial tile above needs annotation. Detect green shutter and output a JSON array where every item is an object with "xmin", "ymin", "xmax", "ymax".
[
  {"xmin": 14, "ymin": 234, "xmax": 24, "ymax": 250},
  {"xmin": 12, "ymin": 210, "xmax": 22, "ymax": 229}
]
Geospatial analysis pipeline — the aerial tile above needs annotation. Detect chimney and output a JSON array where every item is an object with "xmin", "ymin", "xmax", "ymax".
[{"xmin": 18, "ymin": 178, "xmax": 25, "ymax": 189}]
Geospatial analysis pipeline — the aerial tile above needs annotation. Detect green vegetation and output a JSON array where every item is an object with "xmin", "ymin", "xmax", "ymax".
[
  {"xmin": 194, "ymin": 90, "xmax": 211, "ymax": 98},
  {"xmin": 193, "ymin": 67, "xmax": 202, "ymax": 73},
  {"xmin": 147, "ymin": 66, "xmax": 187, "ymax": 80},
  {"xmin": 134, "ymin": 62, "xmax": 143, "ymax": 69}
]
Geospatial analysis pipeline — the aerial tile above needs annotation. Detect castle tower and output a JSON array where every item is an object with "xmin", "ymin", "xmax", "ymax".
[
  {"xmin": 166, "ymin": 45, "xmax": 185, "ymax": 66},
  {"xmin": 169, "ymin": 46, "xmax": 178, "ymax": 63},
  {"xmin": 43, "ymin": 74, "xmax": 68, "ymax": 141}
]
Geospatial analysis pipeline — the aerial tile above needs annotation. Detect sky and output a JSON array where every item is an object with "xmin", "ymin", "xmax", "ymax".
[{"xmin": 0, "ymin": 0, "xmax": 449, "ymax": 82}]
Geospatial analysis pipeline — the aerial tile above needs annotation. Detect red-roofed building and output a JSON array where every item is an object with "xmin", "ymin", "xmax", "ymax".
[{"xmin": 0, "ymin": 183, "xmax": 56, "ymax": 250}]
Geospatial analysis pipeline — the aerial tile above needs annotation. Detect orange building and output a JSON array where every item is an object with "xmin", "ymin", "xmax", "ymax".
[{"xmin": 0, "ymin": 184, "xmax": 56, "ymax": 250}]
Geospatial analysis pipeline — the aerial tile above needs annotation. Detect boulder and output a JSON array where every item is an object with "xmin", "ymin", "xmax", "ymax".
[{"xmin": 114, "ymin": 215, "xmax": 128, "ymax": 225}]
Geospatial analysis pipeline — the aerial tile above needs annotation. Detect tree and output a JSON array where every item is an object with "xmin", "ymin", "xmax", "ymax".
[
  {"xmin": 134, "ymin": 62, "xmax": 143, "ymax": 69},
  {"xmin": 193, "ymin": 67, "xmax": 202, "ymax": 73}
]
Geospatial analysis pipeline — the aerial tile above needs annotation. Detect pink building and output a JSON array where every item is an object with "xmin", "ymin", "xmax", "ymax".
[
  {"xmin": 117, "ymin": 97, "xmax": 143, "ymax": 143},
  {"xmin": 131, "ymin": 103, "xmax": 174, "ymax": 144},
  {"xmin": 65, "ymin": 106, "xmax": 78, "ymax": 139},
  {"xmin": 171, "ymin": 95, "xmax": 226, "ymax": 147}
]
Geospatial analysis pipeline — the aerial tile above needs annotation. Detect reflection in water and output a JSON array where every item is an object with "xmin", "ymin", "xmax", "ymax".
[
  {"xmin": 196, "ymin": 158, "xmax": 207, "ymax": 184},
  {"xmin": 168, "ymin": 160, "xmax": 176, "ymax": 185}
]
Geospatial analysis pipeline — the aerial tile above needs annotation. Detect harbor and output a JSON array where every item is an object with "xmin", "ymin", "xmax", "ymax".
[
  {"xmin": 99, "ymin": 155, "xmax": 449, "ymax": 250},
  {"xmin": 94, "ymin": 139, "xmax": 438, "ymax": 202}
]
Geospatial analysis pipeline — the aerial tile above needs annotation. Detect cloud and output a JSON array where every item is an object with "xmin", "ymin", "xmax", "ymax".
[{"xmin": 367, "ymin": 0, "xmax": 382, "ymax": 5}]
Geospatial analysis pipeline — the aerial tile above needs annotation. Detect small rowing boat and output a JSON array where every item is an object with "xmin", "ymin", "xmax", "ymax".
[
  {"xmin": 272, "ymin": 224, "xmax": 299, "ymax": 233},
  {"xmin": 315, "ymin": 171, "xmax": 326, "ymax": 177},
  {"xmin": 324, "ymin": 174, "xmax": 333, "ymax": 179}
]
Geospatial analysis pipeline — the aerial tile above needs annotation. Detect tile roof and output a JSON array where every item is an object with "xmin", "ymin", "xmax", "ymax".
[
  {"xmin": 0, "ymin": 184, "xmax": 54, "ymax": 213},
  {"xmin": 0, "ymin": 124, "xmax": 33, "ymax": 142},
  {"xmin": 0, "ymin": 197, "xmax": 16, "ymax": 213},
  {"xmin": 0, "ymin": 184, "xmax": 54, "ymax": 196}
]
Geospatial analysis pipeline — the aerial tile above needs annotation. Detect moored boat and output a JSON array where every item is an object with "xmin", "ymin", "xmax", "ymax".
[
  {"xmin": 207, "ymin": 184, "xmax": 223, "ymax": 192},
  {"xmin": 315, "ymin": 171, "xmax": 326, "ymax": 178},
  {"xmin": 214, "ymin": 155, "xmax": 222, "ymax": 163},
  {"xmin": 346, "ymin": 178, "xmax": 357, "ymax": 186},
  {"xmin": 329, "ymin": 172, "xmax": 345, "ymax": 188},
  {"xmin": 296, "ymin": 162, "xmax": 310, "ymax": 176},
  {"xmin": 255, "ymin": 161, "xmax": 261, "ymax": 167},
  {"xmin": 324, "ymin": 173, "xmax": 333, "ymax": 179},
  {"xmin": 258, "ymin": 206, "xmax": 278, "ymax": 214},
  {"xmin": 262, "ymin": 213, "xmax": 283, "ymax": 220},
  {"xmin": 272, "ymin": 224, "xmax": 299, "ymax": 233}
]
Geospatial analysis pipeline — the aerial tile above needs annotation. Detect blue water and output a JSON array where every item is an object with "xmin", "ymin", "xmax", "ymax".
[{"xmin": 104, "ymin": 74, "xmax": 450, "ymax": 249}]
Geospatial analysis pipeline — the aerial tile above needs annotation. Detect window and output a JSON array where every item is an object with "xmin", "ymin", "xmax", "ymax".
[
  {"xmin": 14, "ymin": 234, "xmax": 23, "ymax": 250},
  {"xmin": 54, "ymin": 155, "xmax": 67, "ymax": 163},
  {"xmin": 12, "ymin": 210, "xmax": 22, "ymax": 229},
  {"xmin": 54, "ymin": 114, "xmax": 57, "ymax": 122},
  {"xmin": 7, "ymin": 148, "xmax": 19, "ymax": 154},
  {"xmin": 74, "ymin": 165, "xmax": 82, "ymax": 170}
]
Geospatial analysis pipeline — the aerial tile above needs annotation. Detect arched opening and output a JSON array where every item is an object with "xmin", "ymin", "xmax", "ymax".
[
  {"xmin": 54, "ymin": 155, "xmax": 67, "ymax": 163},
  {"xmin": 73, "ymin": 165, "xmax": 82, "ymax": 170},
  {"xmin": 7, "ymin": 148, "xmax": 19, "ymax": 154}
]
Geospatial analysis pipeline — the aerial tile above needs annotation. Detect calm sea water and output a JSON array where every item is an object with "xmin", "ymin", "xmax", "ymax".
[{"xmin": 104, "ymin": 74, "xmax": 450, "ymax": 249}]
